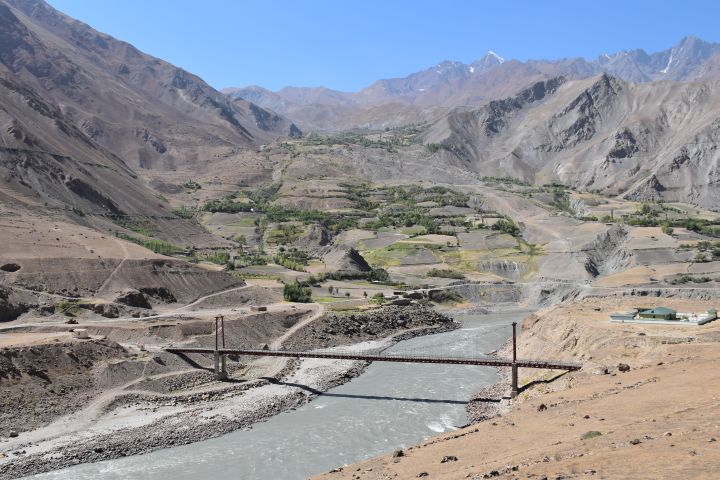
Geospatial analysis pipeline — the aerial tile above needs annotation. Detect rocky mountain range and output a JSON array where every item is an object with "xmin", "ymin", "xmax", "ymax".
[
  {"xmin": 422, "ymin": 74, "xmax": 720, "ymax": 208},
  {"xmin": 1, "ymin": 0, "xmax": 719, "ymax": 219},
  {"xmin": 225, "ymin": 36, "xmax": 720, "ymax": 131}
]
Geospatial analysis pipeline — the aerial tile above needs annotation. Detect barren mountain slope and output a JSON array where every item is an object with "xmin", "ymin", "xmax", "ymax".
[
  {"xmin": 0, "ymin": 0, "xmax": 264, "ymax": 311},
  {"xmin": 0, "ymin": 0, "xmax": 299, "ymax": 186},
  {"xmin": 0, "ymin": 0, "xmax": 309, "ymax": 235},
  {"xmin": 423, "ymin": 74, "xmax": 720, "ymax": 209},
  {"xmin": 0, "ymin": 196, "xmax": 240, "ymax": 303}
]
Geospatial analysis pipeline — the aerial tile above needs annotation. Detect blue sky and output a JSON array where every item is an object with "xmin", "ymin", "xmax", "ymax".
[{"xmin": 49, "ymin": 0, "xmax": 720, "ymax": 92}]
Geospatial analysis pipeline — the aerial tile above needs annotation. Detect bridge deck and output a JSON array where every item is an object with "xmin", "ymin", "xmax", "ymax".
[{"xmin": 165, "ymin": 348, "xmax": 581, "ymax": 371}]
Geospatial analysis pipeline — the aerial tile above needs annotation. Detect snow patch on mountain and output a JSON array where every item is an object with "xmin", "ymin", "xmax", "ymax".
[{"xmin": 488, "ymin": 50, "xmax": 505, "ymax": 63}]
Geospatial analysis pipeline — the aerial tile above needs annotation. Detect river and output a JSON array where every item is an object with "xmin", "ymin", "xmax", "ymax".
[{"xmin": 30, "ymin": 309, "xmax": 530, "ymax": 480}]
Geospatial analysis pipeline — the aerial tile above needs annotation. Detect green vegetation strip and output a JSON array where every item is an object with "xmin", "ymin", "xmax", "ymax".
[
  {"xmin": 115, "ymin": 232, "xmax": 184, "ymax": 255},
  {"xmin": 426, "ymin": 268, "xmax": 465, "ymax": 279}
]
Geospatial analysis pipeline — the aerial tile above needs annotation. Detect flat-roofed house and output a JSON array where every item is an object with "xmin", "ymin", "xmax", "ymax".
[{"xmin": 638, "ymin": 307, "xmax": 677, "ymax": 320}]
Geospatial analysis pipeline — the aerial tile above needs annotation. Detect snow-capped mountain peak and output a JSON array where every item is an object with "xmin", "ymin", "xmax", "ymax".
[{"xmin": 487, "ymin": 50, "xmax": 505, "ymax": 63}]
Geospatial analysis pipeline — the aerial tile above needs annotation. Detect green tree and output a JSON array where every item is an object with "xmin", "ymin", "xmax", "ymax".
[
  {"xmin": 283, "ymin": 282, "xmax": 312, "ymax": 303},
  {"xmin": 369, "ymin": 268, "xmax": 390, "ymax": 283},
  {"xmin": 491, "ymin": 218, "xmax": 520, "ymax": 236}
]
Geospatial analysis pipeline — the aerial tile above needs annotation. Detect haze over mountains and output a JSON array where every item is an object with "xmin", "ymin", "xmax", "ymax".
[{"xmin": 224, "ymin": 36, "xmax": 720, "ymax": 131}]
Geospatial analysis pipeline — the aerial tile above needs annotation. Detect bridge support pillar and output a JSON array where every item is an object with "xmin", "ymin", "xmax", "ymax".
[
  {"xmin": 511, "ymin": 321, "xmax": 519, "ymax": 398},
  {"xmin": 214, "ymin": 315, "xmax": 228, "ymax": 381}
]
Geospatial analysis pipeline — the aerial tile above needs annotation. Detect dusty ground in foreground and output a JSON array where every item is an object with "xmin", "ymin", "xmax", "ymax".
[{"xmin": 314, "ymin": 297, "xmax": 720, "ymax": 479}]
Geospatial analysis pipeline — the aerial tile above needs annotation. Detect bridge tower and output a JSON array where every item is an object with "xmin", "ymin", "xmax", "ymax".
[
  {"xmin": 214, "ymin": 315, "xmax": 228, "ymax": 380},
  {"xmin": 511, "ymin": 321, "xmax": 519, "ymax": 398}
]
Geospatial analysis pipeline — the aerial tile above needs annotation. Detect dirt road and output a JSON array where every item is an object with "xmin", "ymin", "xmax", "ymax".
[{"xmin": 244, "ymin": 302, "xmax": 326, "ymax": 378}]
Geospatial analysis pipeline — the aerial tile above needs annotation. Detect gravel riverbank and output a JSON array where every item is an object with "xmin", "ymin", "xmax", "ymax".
[
  {"xmin": 465, "ymin": 368, "xmax": 511, "ymax": 423},
  {"xmin": 0, "ymin": 306, "xmax": 457, "ymax": 479},
  {"xmin": 464, "ymin": 324, "xmax": 524, "ymax": 424}
]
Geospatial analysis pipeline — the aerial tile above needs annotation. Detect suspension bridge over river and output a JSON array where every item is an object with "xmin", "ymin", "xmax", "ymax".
[{"xmin": 166, "ymin": 316, "xmax": 581, "ymax": 397}]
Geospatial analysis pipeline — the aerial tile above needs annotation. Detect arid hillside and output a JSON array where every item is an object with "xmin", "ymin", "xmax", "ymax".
[
  {"xmin": 423, "ymin": 74, "xmax": 720, "ymax": 209},
  {"xmin": 0, "ymin": 0, "xmax": 292, "ymax": 322},
  {"xmin": 0, "ymin": 0, "xmax": 300, "ymax": 217}
]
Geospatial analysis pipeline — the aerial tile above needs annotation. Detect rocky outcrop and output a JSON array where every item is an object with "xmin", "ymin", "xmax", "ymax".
[
  {"xmin": 551, "ymin": 74, "xmax": 622, "ymax": 149},
  {"xmin": 296, "ymin": 223, "xmax": 331, "ymax": 251},
  {"xmin": 65, "ymin": 178, "xmax": 124, "ymax": 215},
  {"xmin": 139, "ymin": 287, "xmax": 177, "ymax": 304},
  {"xmin": 134, "ymin": 128, "xmax": 167, "ymax": 154},
  {"xmin": 247, "ymin": 102, "xmax": 302, "ymax": 137},
  {"xmin": 114, "ymin": 289, "xmax": 151, "ymax": 309},
  {"xmin": 0, "ymin": 286, "xmax": 31, "ymax": 322},
  {"xmin": 287, "ymin": 304, "xmax": 457, "ymax": 350},
  {"xmin": 583, "ymin": 225, "xmax": 632, "ymax": 277},
  {"xmin": 607, "ymin": 128, "xmax": 640, "ymax": 160},
  {"xmin": 479, "ymin": 77, "xmax": 566, "ymax": 136},
  {"xmin": 321, "ymin": 246, "xmax": 371, "ymax": 273},
  {"xmin": 93, "ymin": 303, "xmax": 119, "ymax": 318},
  {"xmin": 622, "ymin": 174, "xmax": 667, "ymax": 202},
  {"xmin": 478, "ymin": 260, "xmax": 527, "ymax": 280}
]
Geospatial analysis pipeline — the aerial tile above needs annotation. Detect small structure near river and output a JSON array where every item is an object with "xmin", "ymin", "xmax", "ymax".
[
  {"xmin": 638, "ymin": 307, "xmax": 677, "ymax": 320},
  {"xmin": 610, "ymin": 307, "xmax": 717, "ymax": 325}
]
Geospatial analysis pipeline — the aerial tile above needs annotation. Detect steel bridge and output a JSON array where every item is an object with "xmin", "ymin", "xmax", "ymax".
[
  {"xmin": 165, "ymin": 317, "xmax": 581, "ymax": 397},
  {"xmin": 165, "ymin": 347, "xmax": 581, "ymax": 371}
]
